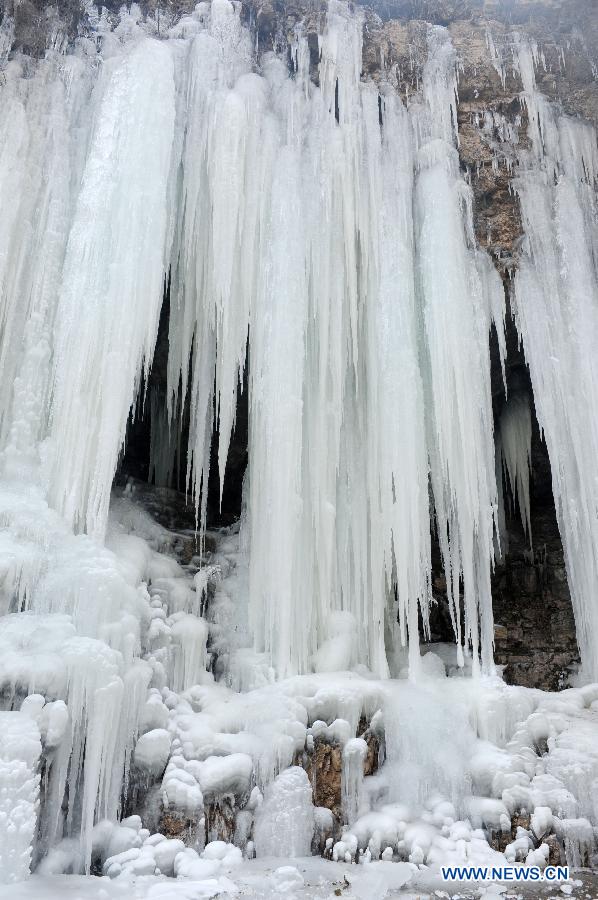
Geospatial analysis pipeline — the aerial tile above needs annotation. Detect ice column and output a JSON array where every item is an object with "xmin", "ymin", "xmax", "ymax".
[
  {"xmin": 48, "ymin": 38, "xmax": 176, "ymax": 539},
  {"xmin": 499, "ymin": 393, "xmax": 532, "ymax": 540},
  {"xmin": 0, "ymin": 712, "xmax": 41, "ymax": 883},
  {"xmin": 342, "ymin": 737, "xmax": 368, "ymax": 826},
  {"xmin": 0, "ymin": 53, "xmax": 91, "ymax": 473},
  {"xmin": 167, "ymin": 1, "xmax": 261, "ymax": 526},
  {"xmin": 253, "ymin": 767, "xmax": 315, "ymax": 857},
  {"xmin": 414, "ymin": 26, "xmax": 505, "ymax": 674},
  {"xmin": 512, "ymin": 38, "xmax": 598, "ymax": 680}
]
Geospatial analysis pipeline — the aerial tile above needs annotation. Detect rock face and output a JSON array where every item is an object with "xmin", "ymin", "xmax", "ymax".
[
  {"xmin": 303, "ymin": 740, "xmax": 343, "ymax": 822},
  {"xmin": 492, "ymin": 503, "xmax": 579, "ymax": 691},
  {"xmin": 4, "ymin": 0, "xmax": 597, "ymax": 689}
]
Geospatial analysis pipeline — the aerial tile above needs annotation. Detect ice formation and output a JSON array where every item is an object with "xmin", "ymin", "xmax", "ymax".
[
  {"xmin": 0, "ymin": 711, "xmax": 41, "ymax": 883},
  {"xmin": 0, "ymin": 0, "xmax": 597, "ymax": 893},
  {"xmin": 413, "ymin": 27, "xmax": 505, "ymax": 676},
  {"xmin": 511, "ymin": 37, "xmax": 598, "ymax": 681},
  {"xmin": 151, "ymin": 0, "xmax": 508, "ymax": 680},
  {"xmin": 498, "ymin": 392, "xmax": 532, "ymax": 541},
  {"xmin": 253, "ymin": 767, "xmax": 315, "ymax": 858},
  {"xmin": 0, "ymin": 0, "xmax": 506, "ymax": 690}
]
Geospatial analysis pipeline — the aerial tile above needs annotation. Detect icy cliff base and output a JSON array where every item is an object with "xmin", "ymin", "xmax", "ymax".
[
  {"xmin": 2, "ymin": 487, "xmax": 598, "ymax": 896},
  {"xmin": 0, "ymin": 858, "xmax": 467, "ymax": 899}
]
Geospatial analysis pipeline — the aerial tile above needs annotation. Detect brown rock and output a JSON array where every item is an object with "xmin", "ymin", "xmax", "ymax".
[
  {"xmin": 304, "ymin": 740, "xmax": 343, "ymax": 822},
  {"xmin": 159, "ymin": 811, "xmax": 199, "ymax": 845},
  {"xmin": 545, "ymin": 833, "xmax": 564, "ymax": 866},
  {"xmin": 205, "ymin": 798, "xmax": 236, "ymax": 844}
]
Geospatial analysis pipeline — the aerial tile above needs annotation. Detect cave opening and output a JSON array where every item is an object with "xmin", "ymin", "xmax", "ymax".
[{"xmin": 117, "ymin": 281, "xmax": 249, "ymax": 530}]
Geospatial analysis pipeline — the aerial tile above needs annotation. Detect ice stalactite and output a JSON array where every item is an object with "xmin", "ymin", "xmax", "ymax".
[
  {"xmin": 167, "ymin": 0, "xmax": 259, "ymax": 530},
  {"xmin": 48, "ymin": 38, "xmax": 176, "ymax": 540},
  {"xmin": 0, "ymin": 52, "xmax": 90, "ymax": 476},
  {"xmin": 413, "ymin": 27, "xmax": 505, "ymax": 675},
  {"xmin": 498, "ymin": 392, "xmax": 532, "ymax": 541},
  {"xmin": 148, "ymin": 386, "xmax": 181, "ymax": 489},
  {"xmin": 244, "ymin": 6, "xmax": 504, "ymax": 679},
  {"xmin": 512, "ymin": 37, "xmax": 598, "ymax": 680}
]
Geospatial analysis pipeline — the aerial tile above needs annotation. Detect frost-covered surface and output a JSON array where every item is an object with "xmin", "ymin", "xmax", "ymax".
[
  {"xmin": 0, "ymin": 857, "xmax": 514, "ymax": 900},
  {"xmin": 0, "ymin": 0, "xmax": 598, "ymax": 894},
  {"xmin": 1, "ymin": 484, "xmax": 598, "ymax": 889},
  {"xmin": 0, "ymin": 711, "xmax": 41, "ymax": 883},
  {"xmin": 3, "ymin": 495, "xmax": 598, "ymax": 889}
]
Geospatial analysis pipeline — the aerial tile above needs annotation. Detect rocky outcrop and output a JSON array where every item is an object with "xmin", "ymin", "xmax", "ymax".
[{"xmin": 303, "ymin": 741, "xmax": 343, "ymax": 822}]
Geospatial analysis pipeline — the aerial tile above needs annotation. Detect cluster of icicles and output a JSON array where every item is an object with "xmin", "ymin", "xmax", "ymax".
[
  {"xmin": 1, "ymin": 2, "xmax": 598, "ymax": 682},
  {"xmin": 1, "ymin": 0, "xmax": 598, "ymax": 883}
]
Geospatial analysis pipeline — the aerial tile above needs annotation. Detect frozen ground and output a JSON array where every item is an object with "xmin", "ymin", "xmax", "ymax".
[{"xmin": 2, "ymin": 861, "xmax": 597, "ymax": 900}]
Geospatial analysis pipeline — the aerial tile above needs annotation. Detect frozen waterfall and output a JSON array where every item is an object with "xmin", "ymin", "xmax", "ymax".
[
  {"xmin": 0, "ymin": 0, "xmax": 598, "ymax": 887},
  {"xmin": 0, "ymin": 0, "xmax": 506, "ymax": 682},
  {"xmin": 512, "ymin": 37, "xmax": 598, "ymax": 682}
]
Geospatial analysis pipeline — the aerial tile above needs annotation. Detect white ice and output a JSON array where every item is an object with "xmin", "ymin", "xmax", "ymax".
[{"xmin": 0, "ymin": 0, "xmax": 596, "ymax": 893}]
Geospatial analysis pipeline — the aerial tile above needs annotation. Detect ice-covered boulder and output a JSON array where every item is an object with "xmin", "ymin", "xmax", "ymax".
[
  {"xmin": 253, "ymin": 766, "xmax": 315, "ymax": 857},
  {"xmin": 135, "ymin": 728, "xmax": 172, "ymax": 776}
]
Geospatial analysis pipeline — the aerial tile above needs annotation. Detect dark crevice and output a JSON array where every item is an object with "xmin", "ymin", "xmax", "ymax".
[{"xmin": 117, "ymin": 284, "xmax": 248, "ymax": 529}]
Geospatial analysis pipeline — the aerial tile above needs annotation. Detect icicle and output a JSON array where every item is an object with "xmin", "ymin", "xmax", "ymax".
[
  {"xmin": 48, "ymin": 38, "xmax": 176, "ymax": 540},
  {"xmin": 167, "ymin": 3, "xmax": 262, "ymax": 525},
  {"xmin": 361, "ymin": 85, "xmax": 432, "ymax": 678},
  {"xmin": 494, "ymin": 431, "xmax": 509, "ymax": 561},
  {"xmin": 342, "ymin": 737, "xmax": 367, "ymax": 826},
  {"xmin": 512, "ymin": 36, "xmax": 598, "ymax": 681},
  {"xmin": 62, "ymin": 637, "xmax": 124, "ymax": 872},
  {"xmin": 170, "ymin": 615, "xmax": 208, "ymax": 693},
  {"xmin": 485, "ymin": 28, "xmax": 507, "ymax": 90},
  {"xmin": 413, "ymin": 26, "xmax": 505, "ymax": 675},
  {"xmin": 499, "ymin": 393, "xmax": 532, "ymax": 541},
  {"xmin": 149, "ymin": 387, "xmax": 180, "ymax": 489},
  {"xmin": 247, "ymin": 137, "xmax": 308, "ymax": 677},
  {"xmin": 0, "ymin": 52, "xmax": 93, "ymax": 464}
]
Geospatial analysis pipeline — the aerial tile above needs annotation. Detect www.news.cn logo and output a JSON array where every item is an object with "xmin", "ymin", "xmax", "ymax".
[{"xmin": 441, "ymin": 865, "xmax": 570, "ymax": 882}]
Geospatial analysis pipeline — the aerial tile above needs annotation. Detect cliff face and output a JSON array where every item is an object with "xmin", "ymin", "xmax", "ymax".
[{"xmin": 3, "ymin": 0, "xmax": 597, "ymax": 689}]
